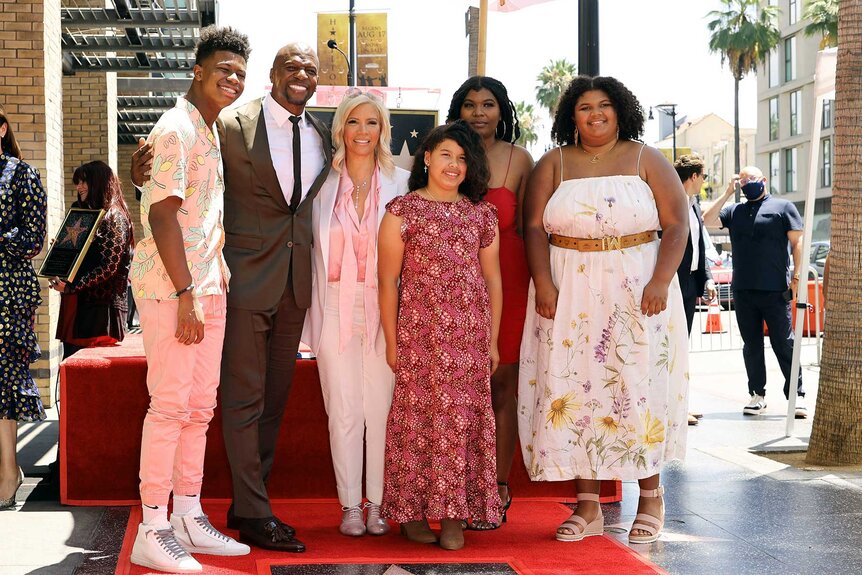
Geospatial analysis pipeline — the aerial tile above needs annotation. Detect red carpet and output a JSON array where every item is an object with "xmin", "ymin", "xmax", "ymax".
[
  {"xmin": 115, "ymin": 500, "xmax": 667, "ymax": 575},
  {"xmin": 60, "ymin": 335, "xmax": 621, "ymax": 505}
]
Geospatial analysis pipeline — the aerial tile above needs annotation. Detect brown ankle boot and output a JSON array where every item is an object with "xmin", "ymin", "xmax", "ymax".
[
  {"xmin": 439, "ymin": 518, "xmax": 464, "ymax": 550},
  {"xmin": 399, "ymin": 519, "xmax": 437, "ymax": 544}
]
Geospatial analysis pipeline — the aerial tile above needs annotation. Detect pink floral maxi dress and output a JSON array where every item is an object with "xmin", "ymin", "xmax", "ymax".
[
  {"xmin": 518, "ymin": 174, "xmax": 689, "ymax": 481},
  {"xmin": 381, "ymin": 193, "xmax": 502, "ymax": 524}
]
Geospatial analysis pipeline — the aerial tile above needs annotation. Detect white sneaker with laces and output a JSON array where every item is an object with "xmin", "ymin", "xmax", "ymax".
[
  {"xmin": 130, "ymin": 523, "xmax": 202, "ymax": 573},
  {"xmin": 171, "ymin": 512, "xmax": 251, "ymax": 556},
  {"xmin": 743, "ymin": 394, "xmax": 767, "ymax": 415}
]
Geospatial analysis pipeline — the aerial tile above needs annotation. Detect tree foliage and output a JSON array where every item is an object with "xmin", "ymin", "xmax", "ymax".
[
  {"xmin": 535, "ymin": 58, "xmax": 576, "ymax": 117},
  {"xmin": 514, "ymin": 101, "xmax": 539, "ymax": 149},
  {"xmin": 803, "ymin": 0, "xmax": 839, "ymax": 48},
  {"xmin": 707, "ymin": 0, "xmax": 780, "ymax": 81}
]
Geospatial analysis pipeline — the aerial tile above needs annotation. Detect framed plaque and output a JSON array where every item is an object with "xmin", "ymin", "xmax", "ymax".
[{"xmin": 38, "ymin": 208, "xmax": 105, "ymax": 282}]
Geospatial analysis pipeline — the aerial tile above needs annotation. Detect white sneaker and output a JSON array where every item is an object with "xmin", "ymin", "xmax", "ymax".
[
  {"xmin": 172, "ymin": 512, "xmax": 251, "ymax": 556},
  {"xmin": 794, "ymin": 397, "xmax": 808, "ymax": 419},
  {"xmin": 743, "ymin": 394, "xmax": 767, "ymax": 415},
  {"xmin": 130, "ymin": 523, "xmax": 202, "ymax": 573}
]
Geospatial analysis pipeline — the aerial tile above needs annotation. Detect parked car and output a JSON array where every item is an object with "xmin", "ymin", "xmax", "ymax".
[
  {"xmin": 704, "ymin": 253, "xmax": 733, "ymax": 309},
  {"xmin": 810, "ymin": 241, "xmax": 830, "ymax": 279}
]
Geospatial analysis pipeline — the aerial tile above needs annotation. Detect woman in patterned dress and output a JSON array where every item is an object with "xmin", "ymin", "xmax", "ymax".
[
  {"xmin": 0, "ymin": 105, "xmax": 47, "ymax": 509},
  {"xmin": 378, "ymin": 121, "xmax": 502, "ymax": 550},
  {"xmin": 447, "ymin": 77, "xmax": 534, "ymax": 529},
  {"xmin": 50, "ymin": 161, "xmax": 133, "ymax": 359},
  {"xmin": 519, "ymin": 77, "xmax": 689, "ymax": 544}
]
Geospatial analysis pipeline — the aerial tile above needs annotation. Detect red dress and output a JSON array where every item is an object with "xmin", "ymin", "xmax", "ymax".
[
  {"xmin": 380, "ymin": 193, "xmax": 502, "ymax": 524},
  {"xmin": 484, "ymin": 148, "xmax": 530, "ymax": 364}
]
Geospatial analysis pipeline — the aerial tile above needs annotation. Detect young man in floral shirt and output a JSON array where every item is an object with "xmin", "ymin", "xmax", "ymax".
[{"xmin": 129, "ymin": 26, "xmax": 251, "ymax": 573}]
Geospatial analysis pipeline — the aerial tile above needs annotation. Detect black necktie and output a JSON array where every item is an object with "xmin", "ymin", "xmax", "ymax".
[{"xmin": 289, "ymin": 115, "xmax": 302, "ymax": 212}]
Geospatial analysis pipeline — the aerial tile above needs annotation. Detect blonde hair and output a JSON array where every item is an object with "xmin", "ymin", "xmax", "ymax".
[{"xmin": 331, "ymin": 91, "xmax": 395, "ymax": 176}]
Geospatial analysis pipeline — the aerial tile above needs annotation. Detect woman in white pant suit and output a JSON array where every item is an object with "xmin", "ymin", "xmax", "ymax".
[{"xmin": 302, "ymin": 91, "xmax": 409, "ymax": 537}]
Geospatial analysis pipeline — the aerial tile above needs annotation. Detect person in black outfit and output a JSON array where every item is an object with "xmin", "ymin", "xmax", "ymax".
[
  {"xmin": 50, "ymin": 161, "xmax": 133, "ymax": 359},
  {"xmin": 703, "ymin": 166, "xmax": 806, "ymax": 418},
  {"xmin": 673, "ymin": 155, "xmax": 716, "ymax": 426}
]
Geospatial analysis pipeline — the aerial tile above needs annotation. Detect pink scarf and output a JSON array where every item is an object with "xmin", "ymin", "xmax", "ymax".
[{"xmin": 331, "ymin": 166, "xmax": 380, "ymax": 354}]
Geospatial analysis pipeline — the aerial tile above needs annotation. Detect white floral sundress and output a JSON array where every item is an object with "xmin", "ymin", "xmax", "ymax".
[{"xmin": 518, "ymin": 149, "xmax": 688, "ymax": 482}]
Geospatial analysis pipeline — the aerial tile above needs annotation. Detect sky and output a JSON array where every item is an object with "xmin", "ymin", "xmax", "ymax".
[{"xmin": 218, "ymin": 0, "xmax": 758, "ymax": 152}]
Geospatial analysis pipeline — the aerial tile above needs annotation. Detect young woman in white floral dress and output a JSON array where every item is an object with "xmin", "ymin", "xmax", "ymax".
[{"xmin": 519, "ymin": 76, "xmax": 690, "ymax": 545}]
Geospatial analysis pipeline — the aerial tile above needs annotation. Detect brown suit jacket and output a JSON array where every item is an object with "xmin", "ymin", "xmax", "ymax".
[{"xmin": 218, "ymin": 97, "xmax": 332, "ymax": 311}]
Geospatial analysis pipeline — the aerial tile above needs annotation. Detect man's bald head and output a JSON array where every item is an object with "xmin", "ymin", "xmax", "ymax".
[
  {"xmin": 739, "ymin": 165, "xmax": 764, "ymax": 180},
  {"xmin": 269, "ymin": 42, "xmax": 319, "ymax": 115}
]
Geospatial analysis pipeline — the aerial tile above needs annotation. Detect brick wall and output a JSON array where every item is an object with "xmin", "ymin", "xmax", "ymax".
[{"xmin": 0, "ymin": 0, "xmax": 64, "ymax": 406}]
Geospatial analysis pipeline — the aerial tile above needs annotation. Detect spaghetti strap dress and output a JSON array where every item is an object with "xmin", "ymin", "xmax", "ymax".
[
  {"xmin": 484, "ymin": 143, "xmax": 530, "ymax": 365},
  {"xmin": 518, "ymin": 144, "xmax": 688, "ymax": 481}
]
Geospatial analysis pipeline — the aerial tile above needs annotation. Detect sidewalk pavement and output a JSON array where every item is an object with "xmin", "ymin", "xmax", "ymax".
[{"xmin": 2, "ymin": 342, "xmax": 861, "ymax": 575}]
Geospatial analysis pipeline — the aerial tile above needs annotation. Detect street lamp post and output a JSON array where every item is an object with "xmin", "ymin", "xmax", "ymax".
[{"xmin": 649, "ymin": 103, "xmax": 678, "ymax": 161}]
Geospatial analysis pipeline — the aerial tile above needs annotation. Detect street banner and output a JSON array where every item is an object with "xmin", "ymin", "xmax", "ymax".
[{"xmin": 318, "ymin": 12, "xmax": 389, "ymax": 87}]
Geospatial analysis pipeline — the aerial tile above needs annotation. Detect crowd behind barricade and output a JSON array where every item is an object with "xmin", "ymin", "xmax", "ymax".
[{"xmin": 0, "ymin": 23, "xmax": 810, "ymax": 573}]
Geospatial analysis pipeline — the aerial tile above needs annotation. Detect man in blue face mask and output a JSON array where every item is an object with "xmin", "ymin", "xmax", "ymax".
[{"xmin": 702, "ymin": 166, "xmax": 806, "ymax": 419}]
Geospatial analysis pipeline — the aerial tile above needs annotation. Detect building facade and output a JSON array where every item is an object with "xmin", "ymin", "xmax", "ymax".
[
  {"xmin": 757, "ymin": 0, "xmax": 833, "ymax": 241},
  {"xmin": 655, "ymin": 113, "xmax": 756, "ymax": 199}
]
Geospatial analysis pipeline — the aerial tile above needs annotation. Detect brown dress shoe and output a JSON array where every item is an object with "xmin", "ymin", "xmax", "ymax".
[
  {"xmin": 239, "ymin": 518, "xmax": 305, "ymax": 552},
  {"xmin": 687, "ymin": 413, "xmax": 699, "ymax": 426}
]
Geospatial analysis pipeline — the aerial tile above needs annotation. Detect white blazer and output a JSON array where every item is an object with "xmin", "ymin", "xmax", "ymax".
[{"xmin": 301, "ymin": 165, "xmax": 410, "ymax": 355}]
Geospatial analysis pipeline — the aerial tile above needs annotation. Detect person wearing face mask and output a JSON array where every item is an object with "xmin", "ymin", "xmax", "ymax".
[{"xmin": 702, "ymin": 166, "xmax": 806, "ymax": 418}]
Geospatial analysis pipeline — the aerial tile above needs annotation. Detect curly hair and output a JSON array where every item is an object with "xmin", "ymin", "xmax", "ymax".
[
  {"xmin": 551, "ymin": 75, "xmax": 644, "ymax": 146},
  {"xmin": 445, "ymin": 76, "xmax": 521, "ymax": 143},
  {"xmin": 408, "ymin": 120, "xmax": 489, "ymax": 203},
  {"xmin": 331, "ymin": 91, "xmax": 395, "ymax": 177},
  {"xmin": 195, "ymin": 25, "xmax": 252, "ymax": 65},
  {"xmin": 674, "ymin": 153, "xmax": 705, "ymax": 183},
  {"xmin": 72, "ymin": 161, "xmax": 134, "ymax": 247}
]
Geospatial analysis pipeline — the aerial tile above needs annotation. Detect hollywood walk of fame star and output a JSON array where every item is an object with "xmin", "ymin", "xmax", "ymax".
[{"xmin": 60, "ymin": 217, "xmax": 89, "ymax": 248}]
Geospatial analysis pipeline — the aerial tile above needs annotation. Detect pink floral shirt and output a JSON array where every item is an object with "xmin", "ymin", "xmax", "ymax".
[{"xmin": 130, "ymin": 97, "xmax": 230, "ymax": 300}]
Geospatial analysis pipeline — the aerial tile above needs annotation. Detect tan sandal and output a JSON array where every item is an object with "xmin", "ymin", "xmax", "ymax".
[
  {"xmin": 555, "ymin": 492, "xmax": 604, "ymax": 542},
  {"xmin": 628, "ymin": 485, "xmax": 665, "ymax": 544}
]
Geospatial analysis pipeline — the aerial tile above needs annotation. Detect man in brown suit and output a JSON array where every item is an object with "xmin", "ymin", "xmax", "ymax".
[
  {"xmin": 218, "ymin": 42, "xmax": 331, "ymax": 552},
  {"xmin": 132, "ymin": 42, "xmax": 331, "ymax": 552}
]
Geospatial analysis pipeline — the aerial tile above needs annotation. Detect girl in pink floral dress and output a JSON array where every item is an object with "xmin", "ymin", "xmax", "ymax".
[{"xmin": 377, "ymin": 121, "xmax": 503, "ymax": 551}]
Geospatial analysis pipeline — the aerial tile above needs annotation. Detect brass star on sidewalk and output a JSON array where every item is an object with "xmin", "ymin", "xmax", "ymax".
[{"xmin": 60, "ymin": 217, "xmax": 89, "ymax": 248}]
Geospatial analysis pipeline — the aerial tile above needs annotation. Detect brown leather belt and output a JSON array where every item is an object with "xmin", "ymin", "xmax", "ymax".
[{"xmin": 549, "ymin": 230, "xmax": 658, "ymax": 252}]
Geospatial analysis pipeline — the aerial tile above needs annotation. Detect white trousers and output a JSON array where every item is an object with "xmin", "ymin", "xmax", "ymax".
[{"xmin": 316, "ymin": 282, "xmax": 394, "ymax": 507}]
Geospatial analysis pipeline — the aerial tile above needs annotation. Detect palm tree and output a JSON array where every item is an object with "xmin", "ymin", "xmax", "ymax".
[
  {"xmin": 803, "ymin": 0, "xmax": 839, "ymax": 48},
  {"xmin": 534, "ymin": 58, "xmax": 576, "ymax": 118},
  {"xmin": 707, "ymin": 0, "xmax": 780, "ymax": 186},
  {"xmin": 806, "ymin": 0, "xmax": 862, "ymax": 466},
  {"xmin": 514, "ymin": 101, "xmax": 539, "ymax": 150}
]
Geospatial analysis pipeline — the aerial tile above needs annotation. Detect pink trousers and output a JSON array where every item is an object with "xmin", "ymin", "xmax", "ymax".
[{"xmin": 136, "ymin": 294, "xmax": 227, "ymax": 506}]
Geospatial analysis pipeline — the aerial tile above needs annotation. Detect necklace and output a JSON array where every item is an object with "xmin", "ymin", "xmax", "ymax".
[
  {"xmin": 352, "ymin": 178, "xmax": 369, "ymax": 212},
  {"xmin": 580, "ymin": 138, "xmax": 619, "ymax": 164}
]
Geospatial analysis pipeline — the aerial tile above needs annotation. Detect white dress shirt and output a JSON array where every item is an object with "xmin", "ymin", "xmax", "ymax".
[
  {"xmin": 263, "ymin": 93, "xmax": 325, "ymax": 206},
  {"xmin": 689, "ymin": 197, "xmax": 701, "ymax": 273}
]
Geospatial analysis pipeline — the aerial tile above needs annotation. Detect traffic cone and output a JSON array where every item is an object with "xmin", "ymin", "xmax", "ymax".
[{"xmin": 702, "ymin": 298, "xmax": 726, "ymax": 334}]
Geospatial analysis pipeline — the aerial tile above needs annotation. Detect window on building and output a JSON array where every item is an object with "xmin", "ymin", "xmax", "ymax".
[
  {"xmin": 768, "ymin": 48, "xmax": 780, "ymax": 88},
  {"xmin": 785, "ymin": 147, "xmax": 798, "ymax": 194},
  {"xmin": 822, "ymin": 99, "xmax": 833, "ymax": 128},
  {"xmin": 789, "ymin": 0, "xmax": 799, "ymax": 24},
  {"xmin": 769, "ymin": 151, "xmax": 780, "ymax": 195},
  {"xmin": 785, "ymin": 36, "xmax": 796, "ymax": 82},
  {"xmin": 769, "ymin": 97, "xmax": 779, "ymax": 140},
  {"xmin": 822, "ymin": 138, "xmax": 832, "ymax": 188},
  {"xmin": 790, "ymin": 90, "xmax": 801, "ymax": 136}
]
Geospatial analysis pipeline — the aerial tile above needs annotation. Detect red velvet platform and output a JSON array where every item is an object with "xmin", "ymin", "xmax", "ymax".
[{"xmin": 59, "ymin": 334, "xmax": 621, "ymax": 506}]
